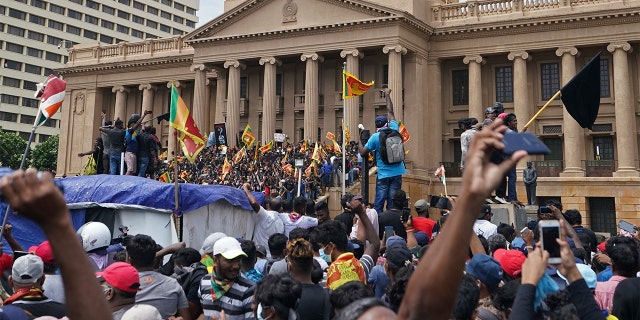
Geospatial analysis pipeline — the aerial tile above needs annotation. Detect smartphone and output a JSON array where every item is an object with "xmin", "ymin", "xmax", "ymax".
[
  {"xmin": 13, "ymin": 251, "xmax": 30, "ymax": 260},
  {"xmin": 520, "ymin": 227, "xmax": 529, "ymax": 237},
  {"xmin": 538, "ymin": 206, "xmax": 551, "ymax": 214},
  {"xmin": 618, "ymin": 220, "xmax": 637, "ymax": 233},
  {"xmin": 502, "ymin": 132, "xmax": 551, "ymax": 155},
  {"xmin": 384, "ymin": 226, "xmax": 394, "ymax": 243},
  {"xmin": 539, "ymin": 220, "xmax": 561, "ymax": 264},
  {"xmin": 402, "ymin": 208, "xmax": 411, "ymax": 223}
]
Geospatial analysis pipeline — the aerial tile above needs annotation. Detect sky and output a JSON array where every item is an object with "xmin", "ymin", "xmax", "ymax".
[{"xmin": 197, "ymin": 0, "xmax": 226, "ymax": 27}]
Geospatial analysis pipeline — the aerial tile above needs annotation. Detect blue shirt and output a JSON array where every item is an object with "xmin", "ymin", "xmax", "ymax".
[
  {"xmin": 368, "ymin": 265, "xmax": 391, "ymax": 299},
  {"xmin": 365, "ymin": 120, "xmax": 407, "ymax": 179},
  {"xmin": 125, "ymin": 128, "xmax": 139, "ymax": 153}
]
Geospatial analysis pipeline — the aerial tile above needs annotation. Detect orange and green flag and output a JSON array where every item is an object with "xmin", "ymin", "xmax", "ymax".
[
  {"xmin": 398, "ymin": 121, "xmax": 410, "ymax": 143},
  {"xmin": 260, "ymin": 141, "xmax": 274, "ymax": 154},
  {"xmin": 241, "ymin": 124, "xmax": 255, "ymax": 147},
  {"xmin": 311, "ymin": 142, "xmax": 321, "ymax": 162},
  {"xmin": 342, "ymin": 71, "xmax": 374, "ymax": 99},
  {"xmin": 170, "ymin": 84, "xmax": 205, "ymax": 163}
]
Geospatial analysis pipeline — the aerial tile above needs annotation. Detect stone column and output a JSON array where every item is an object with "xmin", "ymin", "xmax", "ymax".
[
  {"xmin": 260, "ymin": 57, "xmax": 280, "ymax": 144},
  {"xmin": 225, "ymin": 60, "xmax": 244, "ymax": 147},
  {"xmin": 139, "ymin": 84, "xmax": 155, "ymax": 115},
  {"xmin": 112, "ymin": 86, "xmax": 127, "ymax": 123},
  {"xmin": 191, "ymin": 63, "xmax": 209, "ymax": 135},
  {"xmin": 608, "ymin": 42, "xmax": 638, "ymax": 176},
  {"xmin": 508, "ymin": 51, "xmax": 532, "ymax": 131},
  {"xmin": 301, "ymin": 53, "xmax": 323, "ymax": 141},
  {"xmin": 463, "ymin": 55, "xmax": 485, "ymax": 121},
  {"xmin": 556, "ymin": 47, "xmax": 585, "ymax": 176},
  {"xmin": 383, "ymin": 45, "xmax": 407, "ymax": 120},
  {"xmin": 166, "ymin": 81, "xmax": 182, "ymax": 158},
  {"xmin": 426, "ymin": 57, "xmax": 443, "ymax": 167},
  {"xmin": 214, "ymin": 69, "xmax": 227, "ymax": 124},
  {"xmin": 403, "ymin": 53, "xmax": 427, "ymax": 172},
  {"xmin": 340, "ymin": 49, "xmax": 363, "ymax": 142}
]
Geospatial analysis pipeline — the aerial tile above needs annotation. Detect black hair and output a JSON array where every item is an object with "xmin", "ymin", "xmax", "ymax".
[
  {"xmin": 308, "ymin": 228, "xmax": 322, "ymax": 252},
  {"xmin": 315, "ymin": 201, "xmax": 328, "ymax": 212},
  {"xmin": 505, "ymin": 113, "xmax": 517, "ymax": 124},
  {"xmin": 340, "ymin": 193, "xmax": 354, "ymax": 209},
  {"xmin": 543, "ymin": 289, "xmax": 579, "ymax": 320},
  {"xmin": 269, "ymin": 197, "xmax": 283, "ymax": 212},
  {"xmin": 112, "ymin": 286, "xmax": 137, "ymax": 300},
  {"xmin": 612, "ymin": 277, "xmax": 640, "ymax": 319},
  {"xmin": 310, "ymin": 259, "xmax": 323, "ymax": 284},
  {"xmin": 126, "ymin": 234, "xmax": 158, "ymax": 269},
  {"xmin": 330, "ymin": 280, "xmax": 373, "ymax": 311},
  {"xmin": 240, "ymin": 240, "xmax": 257, "ymax": 266},
  {"xmin": 306, "ymin": 199, "xmax": 316, "ymax": 216},
  {"xmin": 451, "ymin": 274, "xmax": 480, "ymax": 320},
  {"xmin": 289, "ymin": 228, "xmax": 310, "ymax": 242},
  {"xmin": 493, "ymin": 278, "xmax": 520, "ymax": 316},
  {"xmin": 334, "ymin": 297, "xmax": 386, "ymax": 320},
  {"xmin": 385, "ymin": 265, "xmax": 414, "ymax": 313},
  {"xmin": 268, "ymin": 233, "xmax": 288, "ymax": 258},
  {"xmin": 317, "ymin": 220, "xmax": 348, "ymax": 252},
  {"xmin": 282, "ymin": 199, "xmax": 293, "ymax": 213},
  {"xmin": 173, "ymin": 247, "xmax": 202, "ymax": 267},
  {"xmin": 571, "ymin": 247, "xmax": 589, "ymax": 265},
  {"xmin": 477, "ymin": 235, "xmax": 489, "ymax": 258},
  {"xmin": 458, "ymin": 118, "xmax": 467, "ymax": 130},
  {"xmin": 293, "ymin": 196, "xmax": 307, "ymax": 214},
  {"xmin": 350, "ymin": 239, "xmax": 365, "ymax": 260},
  {"xmin": 564, "ymin": 209, "xmax": 582, "ymax": 226},
  {"xmin": 392, "ymin": 190, "xmax": 407, "ymax": 209},
  {"xmin": 254, "ymin": 274, "xmax": 302, "ymax": 319},
  {"xmin": 112, "ymin": 251, "xmax": 127, "ymax": 262},
  {"xmin": 497, "ymin": 223, "xmax": 516, "ymax": 242},
  {"xmin": 545, "ymin": 200, "xmax": 563, "ymax": 212},
  {"xmin": 606, "ymin": 236, "xmax": 640, "ymax": 277},
  {"xmin": 488, "ymin": 234, "xmax": 507, "ymax": 254}
]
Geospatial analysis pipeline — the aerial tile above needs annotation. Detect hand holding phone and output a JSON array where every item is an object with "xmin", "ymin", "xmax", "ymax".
[
  {"xmin": 618, "ymin": 220, "xmax": 637, "ymax": 234},
  {"xmin": 502, "ymin": 132, "xmax": 551, "ymax": 155},
  {"xmin": 539, "ymin": 220, "xmax": 561, "ymax": 264}
]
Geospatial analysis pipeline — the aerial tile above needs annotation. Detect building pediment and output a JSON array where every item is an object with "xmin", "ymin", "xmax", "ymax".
[{"xmin": 185, "ymin": 0, "xmax": 407, "ymax": 43}]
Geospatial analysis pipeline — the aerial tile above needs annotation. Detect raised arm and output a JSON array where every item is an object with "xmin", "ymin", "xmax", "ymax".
[
  {"xmin": 382, "ymin": 87, "xmax": 395, "ymax": 121},
  {"xmin": 3, "ymin": 224, "xmax": 24, "ymax": 252},
  {"xmin": 351, "ymin": 197, "xmax": 380, "ymax": 262},
  {"xmin": 243, "ymin": 183, "xmax": 260, "ymax": 213},
  {"xmin": 131, "ymin": 110, "xmax": 152, "ymax": 132}
]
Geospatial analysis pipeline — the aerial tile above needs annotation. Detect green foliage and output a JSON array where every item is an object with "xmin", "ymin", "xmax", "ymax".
[
  {"xmin": 0, "ymin": 129, "xmax": 29, "ymax": 169},
  {"xmin": 31, "ymin": 135, "xmax": 59, "ymax": 171}
]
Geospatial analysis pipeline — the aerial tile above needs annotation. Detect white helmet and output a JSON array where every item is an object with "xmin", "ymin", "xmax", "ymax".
[{"xmin": 77, "ymin": 222, "xmax": 112, "ymax": 252}]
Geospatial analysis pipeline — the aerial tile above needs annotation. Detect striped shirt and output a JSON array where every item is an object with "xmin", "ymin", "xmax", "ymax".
[{"xmin": 199, "ymin": 274, "xmax": 256, "ymax": 320}]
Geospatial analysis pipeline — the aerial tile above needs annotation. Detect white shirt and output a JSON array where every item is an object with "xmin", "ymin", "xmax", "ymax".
[
  {"xmin": 253, "ymin": 206, "xmax": 285, "ymax": 257},
  {"xmin": 277, "ymin": 212, "xmax": 318, "ymax": 237},
  {"xmin": 473, "ymin": 219, "xmax": 498, "ymax": 238},
  {"xmin": 350, "ymin": 208, "xmax": 380, "ymax": 239}
]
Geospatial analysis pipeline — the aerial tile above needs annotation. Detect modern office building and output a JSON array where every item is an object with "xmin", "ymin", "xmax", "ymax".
[
  {"xmin": 0, "ymin": 0, "xmax": 199, "ymax": 144},
  {"xmin": 56, "ymin": 0, "xmax": 640, "ymax": 232}
]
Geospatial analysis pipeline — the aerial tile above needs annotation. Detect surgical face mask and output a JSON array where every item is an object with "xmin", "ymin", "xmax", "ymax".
[
  {"xmin": 257, "ymin": 303, "xmax": 272, "ymax": 320},
  {"xmin": 320, "ymin": 245, "xmax": 333, "ymax": 263}
]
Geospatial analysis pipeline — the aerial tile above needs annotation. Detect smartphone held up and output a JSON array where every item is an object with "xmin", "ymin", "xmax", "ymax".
[{"xmin": 539, "ymin": 220, "xmax": 561, "ymax": 264}]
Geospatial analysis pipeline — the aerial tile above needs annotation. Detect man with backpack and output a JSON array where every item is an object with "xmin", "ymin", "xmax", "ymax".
[{"xmin": 358, "ymin": 87, "xmax": 407, "ymax": 214}]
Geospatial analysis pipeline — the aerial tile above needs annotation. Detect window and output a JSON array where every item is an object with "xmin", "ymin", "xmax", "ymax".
[
  {"xmin": 67, "ymin": 25, "xmax": 81, "ymax": 35},
  {"xmin": 240, "ymin": 77, "xmax": 248, "ymax": 99},
  {"xmin": 0, "ymin": 111, "xmax": 18, "ymax": 122},
  {"xmin": 173, "ymin": 15, "xmax": 183, "ymax": 23},
  {"xmin": 588, "ymin": 197, "xmax": 616, "ymax": 234},
  {"xmin": 30, "ymin": 0, "xmax": 46, "ymax": 9},
  {"xmin": 85, "ymin": 14, "xmax": 98, "ymax": 24},
  {"xmin": 1, "ymin": 94, "xmax": 19, "ymax": 105},
  {"xmin": 67, "ymin": 9, "xmax": 81, "ymax": 19},
  {"xmin": 600, "ymin": 58, "xmax": 610, "ymax": 98},
  {"xmin": 45, "ymin": 51, "xmax": 61, "ymax": 62},
  {"xmin": 22, "ymin": 97, "xmax": 38, "ymax": 107},
  {"xmin": 86, "ymin": 0, "xmax": 99, "ymax": 9},
  {"xmin": 6, "ymin": 42, "xmax": 23, "ymax": 54},
  {"xmin": 161, "ymin": 11, "xmax": 171, "ymax": 19},
  {"xmin": 133, "ymin": 1, "xmax": 144, "ymax": 10},
  {"xmin": 3, "ymin": 60, "xmax": 22, "ymax": 70},
  {"xmin": 39, "ymin": 134, "xmax": 52, "ymax": 142},
  {"xmin": 0, "ymin": 23, "xmax": 4, "ymax": 32},
  {"xmin": 173, "ymin": 2, "xmax": 183, "ymax": 10},
  {"xmin": 26, "ymin": 47, "xmax": 43, "ymax": 58},
  {"xmin": 117, "ymin": 24, "xmax": 129, "ymax": 34},
  {"xmin": 593, "ymin": 136, "xmax": 614, "ymax": 160},
  {"xmin": 83, "ymin": 30, "xmax": 97, "ymax": 40},
  {"xmin": 20, "ymin": 115, "xmax": 36, "ymax": 124},
  {"xmin": 117, "ymin": 10, "xmax": 129, "ymax": 20},
  {"xmin": 0, "ymin": 6, "xmax": 5, "ymax": 14},
  {"xmin": 452, "ymin": 69, "xmax": 469, "ymax": 106},
  {"xmin": 48, "ymin": 20, "xmax": 64, "ymax": 30},
  {"xmin": 159, "ymin": 24, "xmax": 170, "ymax": 32},
  {"xmin": 28, "ymin": 31, "xmax": 45, "ymax": 41},
  {"xmin": 540, "ymin": 62, "xmax": 560, "ymax": 100},
  {"xmin": 132, "ymin": 15, "xmax": 144, "ymax": 24},
  {"xmin": 15, "ymin": 0, "xmax": 27, "ymax": 4},
  {"xmin": 146, "ymin": 20, "xmax": 157, "ymax": 28},
  {"xmin": 7, "ymin": 25, "xmax": 25, "ymax": 37},
  {"xmin": 172, "ymin": 28, "xmax": 182, "ymax": 35},
  {"xmin": 101, "ymin": 20, "xmax": 114, "ymax": 29},
  {"xmin": 276, "ymin": 74, "xmax": 282, "ymax": 96},
  {"xmin": 9, "ymin": 8, "xmax": 27, "ymax": 20},
  {"xmin": 49, "ymin": 4, "xmax": 65, "ymax": 14},
  {"xmin": 495, "ymin": 66, "xmax": 513, "ymax": 103},
  {"xmin": 45, "ymin": 68, "xmax": 57, "ymax": 76},
  {"xmin": 186, "ymin": 20, "xmax": 195, "ymax": 28},
  {"xmin": 47, "ymin": 35, "xmax": 62, "ymax": 45},
  {"xmin": 102, "ymin": 5, "xmax": 114, "ymax": 14},
  {"xmin": 131, "ymin": 29, "xmax": 143, "ymax": 38},
  {"xmin": 542, "ymin": 137, "xmax": 563, "ymax": 161},
  {"xmin": 18, "ymin": 132, "xmax": 30, "ymax": 141},
  {"xmin": 2, "ymin": 77, "xmax": 20, "ymax": 88},
  {"xmin": 29, "ymin": 14, "xmax": 45, "ymax": 25},
  {"xmin": 99, "ymin": 34, "xmax": 113, "ymax": 44},
  {"xmin": 186, "ymin": 6, "xmax": 196, "ymax": 14},
  {"xmin": 145, "ymin": 33, "xmax": 157, "ymax": 39},
  {"xmin": 70, "ymin": 0, "xmax": 82, "ymax": 4},
  {"xmin": 147, "ymin": 6, "xmax": 158, "ymax": 14},
  {"xmin": 25, "ymin": 64, "xmax": 42, "ymax": 75},
  {"xmin": 118, "ymin": 0, "xmax": 130, "ymax": 5},
  {"xmin": 161, "ymin": 0, "xmax": 171, "ymax": 6},
  {"xmin": 40, "ymin": 119, "xmax": 56, "ymax": 128},
  {"xmin": 23, "ymin": 80, "xmax": 37, "ymax": 90}
]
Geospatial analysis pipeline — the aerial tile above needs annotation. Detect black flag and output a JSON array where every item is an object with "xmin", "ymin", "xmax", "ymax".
[
  {"xmin": 156, "ymin": 112, "xmax": 170, "ymax": 124},
  {"xmin": 560, "ymin": 52, "xmax": 601, "ymax": 130}
]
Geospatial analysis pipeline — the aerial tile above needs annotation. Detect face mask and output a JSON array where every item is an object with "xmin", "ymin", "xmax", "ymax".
[
  {"xmin": 320, "ymin": 245, "xmax": 333, "ymax": 263},
  {"xmin": 257, "ymin": 303, "xmax": 272, "ymax": 320}
]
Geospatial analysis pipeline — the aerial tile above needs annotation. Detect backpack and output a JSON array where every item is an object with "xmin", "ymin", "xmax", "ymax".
[{"xmin": 379, "ymin": 128, "xmax": 404, "ymax": 164}]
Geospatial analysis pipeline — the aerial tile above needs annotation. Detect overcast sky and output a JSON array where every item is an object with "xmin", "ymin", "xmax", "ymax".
[{"xmin": 197, "ymin": 0, "xmax": 225, "ymax": 27}]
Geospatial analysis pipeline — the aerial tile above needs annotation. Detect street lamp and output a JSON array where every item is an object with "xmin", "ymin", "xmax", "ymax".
[{"xmin": 294, "ymin": 153, "xmax": 305, "ymax": 197}]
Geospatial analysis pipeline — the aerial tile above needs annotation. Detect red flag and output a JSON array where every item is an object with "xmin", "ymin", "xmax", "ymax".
[{"xmin": 170, "ymin": 85, "xmax": 205, "ymax": 163}]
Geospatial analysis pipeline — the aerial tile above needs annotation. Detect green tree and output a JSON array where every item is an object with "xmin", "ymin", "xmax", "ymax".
[
  {"xmin": 31, "ymin": 135, "xmax": 59, "ymax": 171},
  {"xmin": 0, "ymin": 129, "xmax": 29, "ymax": 169}
]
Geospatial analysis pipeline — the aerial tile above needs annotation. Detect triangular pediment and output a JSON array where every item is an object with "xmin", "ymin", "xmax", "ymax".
[{"xmin": 186, "ymin": 0, "xmax": 403, "ymax": 41}]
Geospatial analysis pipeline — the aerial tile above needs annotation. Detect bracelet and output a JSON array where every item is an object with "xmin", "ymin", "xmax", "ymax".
[
  {"xmin": 406, "ymin": 228, "xmax": 415, "ymax": 233},
  {"xmin": 526, "ymin": 246, "xmax": 534, "ymax": 250}
]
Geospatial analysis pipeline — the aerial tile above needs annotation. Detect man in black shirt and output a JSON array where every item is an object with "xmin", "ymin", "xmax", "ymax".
[
  {"xmin": 378, "ymin": 190, "xmax": 407, "ymax": 240},
  {"xmin": 334, "ymin": 193, "xmax": 355, "ymax": 237},
  {"xmin": 565, "ymin": 209, "xmax": 598, "ymax": 254},
  {"xmin": 100, "ymin": 119, "xmax": 126, "ymax": 175}
]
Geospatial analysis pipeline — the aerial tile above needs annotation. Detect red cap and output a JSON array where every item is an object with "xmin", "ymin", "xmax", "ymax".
[
  {"xmin": 494, "ymin": 248, "xmax": 526, "ymax": 279},
  {"xmin": 96, "ymin": 262, "xmax": 141, "ymax": 293},
  {"xmin": 28, "ymin": 241, "xmax": 55, "ymax": 265},
  {"xmin": 598, "ymin": 241, "xmax": 607, "ymax": 254}
]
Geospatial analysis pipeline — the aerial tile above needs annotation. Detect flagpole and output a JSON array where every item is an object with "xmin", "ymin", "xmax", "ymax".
[
  {"xmin": 0, "ymin": 108, "xmax": 42, "ymax": 237},
  {"xmin": 342, "ymin": 62, "xmax": 346, "ymax": 196},
  {"xmin": 173, "ymin": 131, "xmax": 182, "ymax": 242},
  {"xmin": 522, "ymin": 90, "xmax": 561, "ymax": 130}
]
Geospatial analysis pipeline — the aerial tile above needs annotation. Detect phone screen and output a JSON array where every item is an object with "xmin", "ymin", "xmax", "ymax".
[
  {"xmin": 402, "ymin": 208, "xmax": 411, "ymax": 223},
  {"xmin": 541, "ymin": 226, "xmax": 561, "ymax": 258},
  {"xmin": 13, "ymin": 251, "xmax": 30, "ymax": 260},
  {"xmin": 619, "ymin": 220, "xmax": 636, "ymax": 233},
  {"xmin": 384, "ymin": 226, "xmax": 394, "ymax": 242}
]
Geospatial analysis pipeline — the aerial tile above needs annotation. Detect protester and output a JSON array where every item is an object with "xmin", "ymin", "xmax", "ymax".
[
  {"xmin": 378, "ymin": 190, "xmax": 408, "ymax": 240},
  {"xmin": 473, "ymin": 204, "xmax": 498, "ymax": 238},
  {"xmin": 96, "ymin": 261, "xmax": 141, "ymax": 319},
  {"xmin": 100, "ymin": 119, "xmax": 126, "ymax": 175},
  {"xmin": 172, "ymin": 247, "xmax": 207, "ymax": 319}
]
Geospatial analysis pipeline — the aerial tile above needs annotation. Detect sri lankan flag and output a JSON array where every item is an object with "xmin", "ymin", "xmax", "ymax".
[
  {"xmin": 222, "ymin": 157, "xmax": 232, "ymax": 180},
  {"xmin": 311, "ymin": 142, "xmax": 321, "ymax": 162},
  {"xmin": 331, "ymin": 139, "xmax": 342, "ymax": 154},
  {"xmin": 170, "ymin": 84, "xmax": 205, "ymax": 163},
  {"xmin": 282, "ymin": 163, "xmax": 294, "ymax": 175},
  {"xmin": 232, "ymin": 147, "xmax": 246, "ymax": 163},
  {"xmin": 326, "ymin": 132, "xmax": 335, "ymax": 141},
  {"xmin": 398, "ymin": 121, "xmax": 410, "ymax": 143},
  {"xmin": 260, "ymin": 141, "xmax": 274, "ymax": 154},
  {"xmin": 300, "ymin": 140, "xmax": 309, "ymax": 153},
  {"xmin": 241, "ymin": 124, "xmax": 255, "ymax": 147},
  {"xmin": 342, "ymin": 71, "xmax": 374, "ymax": 99},
  {"xmin": 158, "ymin": 172, "xmax": 171, "ymax": 183}
]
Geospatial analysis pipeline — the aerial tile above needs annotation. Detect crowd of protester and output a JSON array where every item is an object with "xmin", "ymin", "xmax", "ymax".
[{"xmin": 3, "ymin": 119, "xmax": 640, "ymax": 320}]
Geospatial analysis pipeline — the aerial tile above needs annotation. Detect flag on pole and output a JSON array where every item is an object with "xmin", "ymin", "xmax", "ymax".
[
  {"xmin": 232, "ymin": 147, "xmax": 246, "ymax": 163},
  {"xmin": 260, "ymin": 141, "xmax": 274, "ymax": 154},
  {"xmin": 326, "ymin": 132, "xmax": 335, "ymax": 141},
  {"xmin": 560, "ymin": 52, "xmax": 601, "ymax": 130},
  {"xmin": 158, "ymin": 172, "xmax": 171, "ymax": 183},
  {"xmin": 344, "ymin": 124, "xmax": 350, "ymax": 143},
  {"xmin": 342, "ymin": 71, "xmax": 374, "ymax": 99},
  {"xmin": 222, "ymin": 157, "xmax": 232, "ymax": 179},
  {"xmin": 331, "ymin": 139, "xmax": 342, "ymax": 154},
  {"xmin": 305, "ymin": 163, "xmax": 314, "ymax": 177},
  {"xmin": 241, "ymin": 124, "xmax": 256, "ymax": 147},
  {"xmin": 170, "ymin": 84, "xmax": 205, "ymax": 163},
  {"xmin": 398, "ymin": 121, "xmax": 410, "ymax": 143},
  {"xmin": 35, "ymin": 75, "xmax": 67, "ymax": 126},
  {"xmin": 281, "ymin": 152, "xmax": 288, "ymax": 165},
  {"xmin": 282, "ymin": 163, "xmax": 293, "ymax": 175},
  {"xmin": 300, "ymin": 140, "xmax": 309, "ymax": 153},
  {"xmin": 435, "ymin": 164, "xmax": 446, "ymax": 186},
  {"xmin": 312, "ymin": 142, "xmax": 321, "ymax": 162}
]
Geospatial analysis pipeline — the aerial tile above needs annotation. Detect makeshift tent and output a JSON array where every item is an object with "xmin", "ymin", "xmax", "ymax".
[{"xmin": 0, "ymin": 168, "xmax": 263, "ymax": 253}]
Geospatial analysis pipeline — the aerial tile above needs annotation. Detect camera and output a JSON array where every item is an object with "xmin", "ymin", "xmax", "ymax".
[{"xmin": 538, "ymin": 206, "xmax": 551, "ymax": 214}]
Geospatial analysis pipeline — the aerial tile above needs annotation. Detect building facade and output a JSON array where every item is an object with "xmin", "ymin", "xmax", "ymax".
[
  {"xmin": 57, "ymin": 0, "xmax": 640, "ymax": 233},
  {"xmin": 0, "ymin": 0, "xmax": 198, "ymax": 144}
]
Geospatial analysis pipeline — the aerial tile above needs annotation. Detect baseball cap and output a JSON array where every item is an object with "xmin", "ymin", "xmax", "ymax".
[
  {"xmin": 121, "ymin": 304, "xmax": 162, "ymax": 320},
  {"xmin": 478, "ymin": 204, "xmax": 491, "ymax": 219},
  {"xmin": 12, "ymin": 254, "xmax": 44, "ymax": 284},
  {"xmin": 213, "ymin": 237, "xmax": 247, "ymax": 260},
  {"xmin": 493, "ymin": 248, "xmax": 526, "ymax": 279},
  {"xmin": 414, "ymin": 199, "xmax": 429, "ymax": 213},
  {"xmin": 557, "ymin": 263, "xmax": 597, "ymax": 289},
  {"xmin": 375, "ymin": 115, "xmax": 388, "ymax": 128},
  {"xmin": 414, "ymin": 231, "xmax": 429, "ymax": 246},
  {"xmin": 485, "ymin": 107, "xmax": 496, "ymax": 114},
  {"xmin": 386, "ymin": 235, "xmax": 407, "ymax": 249},
  {"xmin": 28, "ymin": 240, "xmax": 55, "ymax": 265},
  {"xmin": 200, "ymin": 232, "xmax": 227, "ymax": 255},
  {"xmin": 96, "ymin": 262, "xmax": 141, "ymax": 293},
  {"xmin": 465, "ymin": 254, "xmax": 503, "ymax": 289},
  {"xmin": 386, "ymin": 245, "xmax": 413, "ymax": 268}
]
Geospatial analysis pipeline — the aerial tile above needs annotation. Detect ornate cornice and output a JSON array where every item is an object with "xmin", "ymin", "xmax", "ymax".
[
  {"xmin": 555, "ymin": 47, "xmax": 579, "ymax": 57},
  {"xmin": 224, "ymin": 60, "xmax": 246, "ymax": 69},
  {"xmin": 382, "ymin": 45, "xmax": 407, "ymax": 55},
  {"xmin": 607, "ymin": 42, "xmax": 633, "ymax": 53},
  {"xmin": 138, "ymin": 83, "xmax": 154, "ymax": 91},
  {"xmin": 507, "ymin": 51, "xmax": 530, "ymax": 61},
  {"xmin": 463, "ymin": 55, "xmax": 485, "ymax": 65},
  {"xmin": 112, "ymin": 86, "xmax": 128, "ymax": 93},
  {"xmin": 167, "ymin": 81, "xmax": 183, "ymax": 89},
  {"xmin": 56, "ymin": 56, "xmax": 193, "ymax": 75},
  {"xmin": 300, "ymin": 53, "xmax": 324, "ymax": 62}
]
